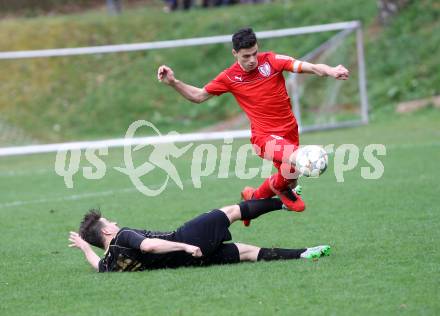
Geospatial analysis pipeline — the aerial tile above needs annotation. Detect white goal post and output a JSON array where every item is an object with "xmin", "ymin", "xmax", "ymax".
[{"xmin": 0, "ymin": 21, "xmax": 368, "ymax": 156}]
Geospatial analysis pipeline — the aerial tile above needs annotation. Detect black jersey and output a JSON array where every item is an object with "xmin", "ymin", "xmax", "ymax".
[
  {"xmin": 98, "ymin": 210, "xmax": 240, "ymax": 272},
  {"xmin": 98, "ymin": 228, "xmax": 201, "ymax": 272}
]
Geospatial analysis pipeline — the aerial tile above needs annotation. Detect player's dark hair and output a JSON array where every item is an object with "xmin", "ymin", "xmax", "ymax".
[
  {"xmin": 232, "ymin": 27, "xmax": 257, "ymax": 52},
  {"xmin": 79, "ymin": 209, "xmax": 105, "ymax": 249}
]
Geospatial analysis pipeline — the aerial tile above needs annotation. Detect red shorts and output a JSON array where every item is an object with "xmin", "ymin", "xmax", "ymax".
[{"xmin": 250, "ymin": 127, "xmax": 299, "ymax": 170}]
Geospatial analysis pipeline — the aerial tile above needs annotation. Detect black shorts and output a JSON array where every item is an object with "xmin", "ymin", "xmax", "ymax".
[{"xmin": 175, "ymin": 209, "xmax": 240, "ymax": 265}]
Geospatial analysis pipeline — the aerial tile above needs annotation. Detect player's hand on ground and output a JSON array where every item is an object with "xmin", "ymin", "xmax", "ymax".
[
  {"xmin": 185, "ymin": 245, "xmax": 203, "ymax": 257},
  {"xmin": 157, "ymin": 65, "xmax": 176, "ymax": 85},
  {"xmin": 68, "ymin": 231, "xmax": 89, "ymax": 250},
  {"xmin": 330, "ymin": 64, "xmax": 349, "ymax": 80}
]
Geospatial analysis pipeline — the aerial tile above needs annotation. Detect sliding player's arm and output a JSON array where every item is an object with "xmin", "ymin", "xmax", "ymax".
[
  {"xmin": 140, "ymin": 238, "xmax": 203, "ymax": 257},
  {"xmin": 298, "ymin": 61, "xmax": 349, "ymax": 80},
  {"xmin": 68, "ymin": 232, "xmax": 100, "ymax": 271},
  {"xmin": 157, "ymin": 65, "xmax": 213, "ymax": 104}
]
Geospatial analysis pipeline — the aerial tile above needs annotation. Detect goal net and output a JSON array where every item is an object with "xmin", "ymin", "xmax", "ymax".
[
  {"xmin": 0, "ymin": 21, "xmax": 368, "ymax": 156},
  {"xmin": 286, "ymin": 27, "xmax": 368, "ymax": 132}
]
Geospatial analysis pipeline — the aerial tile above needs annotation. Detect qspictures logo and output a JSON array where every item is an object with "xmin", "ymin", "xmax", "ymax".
[{"xmin": 54, "ymin": 120, "xmax": 386, "ymax": 197}]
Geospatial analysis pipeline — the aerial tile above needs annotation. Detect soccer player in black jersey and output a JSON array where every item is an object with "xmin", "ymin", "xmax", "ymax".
[{"xmin": 69, "ymin": 198, "xmax": 331, "ymax": 272}]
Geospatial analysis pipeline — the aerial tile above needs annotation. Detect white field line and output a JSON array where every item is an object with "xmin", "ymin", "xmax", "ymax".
[
  {"xmin": 0, "ymin": 168, "xmax": 50, "ymax": 177},
  {"xmin": 0, "ymin": 188, "xmax": 136, "ymax": 209},
  {"xmin": 0, "ymin": 141, "xmax": 439, "ymax": 209},
  {"xmin": 0, "ymin": 153, "xmax": 247, "ymax": 177},
  {"xmin": 0, "ymin": 171, "xmax": 237, "ymax": 209}
]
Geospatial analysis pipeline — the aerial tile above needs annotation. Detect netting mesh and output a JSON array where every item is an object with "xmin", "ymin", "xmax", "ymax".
[
  {"xmin": 0, "ymin": 25, "xmax": 365, "ymax": 150},
  {"xmin": 287, "ymin": 30, "xmax": 362, "ymax": 129}
]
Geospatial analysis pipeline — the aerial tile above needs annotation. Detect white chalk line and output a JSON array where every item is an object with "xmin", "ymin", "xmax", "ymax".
[
  {"xmin": 0, "ymin": 171, "xmax": 238, "ymax": 210},
  {"xmin": 0, "ymin": 141, "xmax": 439, "ymax": 209},
  {"xmin": 0, "ymin": 188, "xmax": 135, "ymax": 209}
]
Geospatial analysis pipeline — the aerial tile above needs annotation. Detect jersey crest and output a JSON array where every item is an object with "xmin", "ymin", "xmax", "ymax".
[{"xmin": 258, "ymin": 62, "xmax": 271, "ymax": 77}]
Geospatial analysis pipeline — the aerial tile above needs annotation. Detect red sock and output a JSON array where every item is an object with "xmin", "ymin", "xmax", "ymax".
[
  {"xmin": 253, "ymin": 177, "xmax": 275, "ymax": 199},
  {"xmin": 254, "ymin": 173, "xmax": 291, "ymax": 199},
  {"xmin": 271, "ymin": 173, "xmax": 290, "ymax": 192}
]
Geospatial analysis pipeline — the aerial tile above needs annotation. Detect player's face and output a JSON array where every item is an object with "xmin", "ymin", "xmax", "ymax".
[
  {"xmin": 233, "ymin": 44, "xmax": 259, "ymax": 72},
  {"xmin": 100, "ymin": 217, "xmax": 120, "ymax": 235}
]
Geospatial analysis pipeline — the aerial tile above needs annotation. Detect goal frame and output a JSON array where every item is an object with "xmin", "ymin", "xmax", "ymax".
[{"xmin": 0, "ymin": 21, "xmax": 368, "ymax": 156}]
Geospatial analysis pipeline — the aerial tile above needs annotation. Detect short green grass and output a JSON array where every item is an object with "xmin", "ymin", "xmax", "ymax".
[{"xmin": 1, "ymin": 110, "xmax": 439, "ymax": 315}]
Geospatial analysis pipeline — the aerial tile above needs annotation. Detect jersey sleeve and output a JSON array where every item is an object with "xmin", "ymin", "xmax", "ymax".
[
  {"xmin": 269, "ymin": 52, "xmax": 303, "ymax": 73},
  {"xmin": 204, "ymin": 72, "xmax": 229, "ymax": 96},
  {"xmin": 98, "ymin": 258, "xmax": 107, "ymax": 272},
  {"xmin": 115, "ymin": 228, "xmax": 146, "ymax": 249}
]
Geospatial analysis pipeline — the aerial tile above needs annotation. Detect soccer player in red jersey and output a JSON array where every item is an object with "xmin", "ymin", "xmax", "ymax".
[{"xmin": 157, "ymin": 28, "xmax": 349, "ymax": 225}]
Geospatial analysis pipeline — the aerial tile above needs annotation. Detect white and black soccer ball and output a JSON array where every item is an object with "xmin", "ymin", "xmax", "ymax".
[{"xmin": 294, "ymin": 145, "xmax": 328, "ymax": 177}]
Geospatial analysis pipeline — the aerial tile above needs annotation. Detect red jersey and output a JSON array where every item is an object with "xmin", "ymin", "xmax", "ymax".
[{"xmin": 204, "ymin": 51, "xmax": 302, "ymax": 137}]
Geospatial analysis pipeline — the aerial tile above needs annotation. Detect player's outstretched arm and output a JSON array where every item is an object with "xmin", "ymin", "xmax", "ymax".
[
  {"xmin": 300, "ymin": 61, "xmax": 349, "ymax": 80},
  {"xmin": 68, "ymin": 232, "xmax": 100, "ymax": 272},
  {"xmin": 140, "ymin": 238, "xmax": 203, "ymax": 257},
  {"xmin": 157, "ymin": 65, "xmax": 213, "ymax": 104}
]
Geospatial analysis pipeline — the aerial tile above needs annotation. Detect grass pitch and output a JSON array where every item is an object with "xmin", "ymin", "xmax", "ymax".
[{"xmin": 1, "ymin": 110, "xmax": 439, "ymax": 315}]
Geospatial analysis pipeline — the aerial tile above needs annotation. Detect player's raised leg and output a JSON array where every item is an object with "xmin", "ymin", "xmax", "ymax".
[
  {"xmin": 219, "ymin": 198, "xmax": 285, "ymax": 225},
  {"xmin": 269, "ymin": 172, "xmax": 305, "ymax": 212},
  {"xmin": 246, "ymin": 174, "xmax": 304, "ymax": 215},
  {"xmin": 235, "ymin": 243, "xmax": 331, "ymax": 261},
  {"xmin": 240, "ymin": 186, "xmax": 257, "ymax": 227},
  {"xmin": 249, "ymin": 134, "xmax": 305, "ymax": 213}
]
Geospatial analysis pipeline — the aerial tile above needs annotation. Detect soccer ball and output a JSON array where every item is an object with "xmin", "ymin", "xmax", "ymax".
[{"xmin": 294, "ymin": 145, "xmax": 328, "ymax": 177}]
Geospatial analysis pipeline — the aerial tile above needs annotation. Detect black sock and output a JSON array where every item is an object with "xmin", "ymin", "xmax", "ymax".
[
  {"xmin": 239, "ymin": 198, "xmax": 283, "ymax": 221},
  {"xmin": 257, "ymin": 248, "xmax": 307, "ymax": 261}
]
